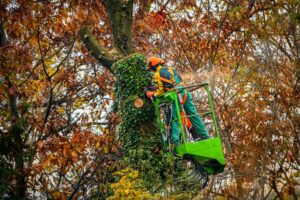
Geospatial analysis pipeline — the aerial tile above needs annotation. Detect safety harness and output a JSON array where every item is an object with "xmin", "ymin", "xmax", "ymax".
[
  {"xmin": 156, "ymin": 66, "xmax": 188, "ymax": 105},
  {"xmin": 154, "ymin": 65, "xmax": 192, "ymax": 130}
]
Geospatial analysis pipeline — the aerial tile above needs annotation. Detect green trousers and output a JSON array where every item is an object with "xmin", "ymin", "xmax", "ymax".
[{"xmin": 170, "ymin": 91, "xmax": 210, "ymax": 146}]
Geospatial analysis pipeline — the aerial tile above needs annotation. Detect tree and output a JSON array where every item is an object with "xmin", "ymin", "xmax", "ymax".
[
  {"xmin": 79, "ymin": 0, "xmax": 167, "ymax": 190},
  {"xmin": 0, "ymin": 1, "xmax": 121, "ymax": 199}
]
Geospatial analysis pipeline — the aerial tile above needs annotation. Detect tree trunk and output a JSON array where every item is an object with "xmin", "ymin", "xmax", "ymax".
[
  {"xmin": 103, "ymin": 0, "xmax": 133, "ymax": 55},
  {"xmin": 0, "ymin": 23, "xmax": 26, "ymax": 199},
  {"xmin": 79, "ymin": 0, "xmax": 166, "ymax": 188},
  {"xmin": 12, "ymin": 123, "xmax": 26, "ymax": 199},
  {"xmin": 112, "ymin": 53, "xmax": 164, "ymax": 187}
]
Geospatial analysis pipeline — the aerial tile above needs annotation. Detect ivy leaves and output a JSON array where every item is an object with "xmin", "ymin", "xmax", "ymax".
[{"xmin": 112, "ymin": 53, "xmax": 165, "ymax": 190}]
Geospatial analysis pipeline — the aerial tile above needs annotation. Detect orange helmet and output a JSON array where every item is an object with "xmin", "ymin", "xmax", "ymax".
[{"xmin": 147, "ymin": 56, "xmax": 165, "ymax": 68}]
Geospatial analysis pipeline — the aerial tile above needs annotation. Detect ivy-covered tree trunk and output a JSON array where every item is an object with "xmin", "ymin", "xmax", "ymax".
[
  {"xmin": 79, "ymin": 0, "xmax": 166, "ymax": 188},
  {"xmin": 79, "ymin": 25, "xmax": 165, "ymax": 189},
  {"xmin": 112, "ymin": 54, "xmax": 164, "ymax": 186}
]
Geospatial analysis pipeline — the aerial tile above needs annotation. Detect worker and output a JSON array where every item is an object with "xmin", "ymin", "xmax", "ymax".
[{"xmin": 145, "ymin": 56, "xmax": 211, "ymax": 146}]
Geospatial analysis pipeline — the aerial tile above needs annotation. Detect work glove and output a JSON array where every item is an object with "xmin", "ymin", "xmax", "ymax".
[{"xmin": 146, "ymin": 91, "xmax": 156, "ymax": 100}]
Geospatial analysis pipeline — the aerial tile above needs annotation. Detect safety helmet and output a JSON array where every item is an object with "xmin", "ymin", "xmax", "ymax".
[{"xmin": 147, "ymin": 56, "xmax": 165, "ymax": 68}]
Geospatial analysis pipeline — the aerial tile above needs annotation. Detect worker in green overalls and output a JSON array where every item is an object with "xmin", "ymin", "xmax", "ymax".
[{"xmin": 145, "ymin": 56, "xmax": 211, "ymax": 146}]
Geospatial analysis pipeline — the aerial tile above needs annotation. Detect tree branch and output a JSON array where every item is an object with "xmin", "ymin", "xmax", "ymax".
[
  {"xmin": 103, "ymin": 0, "xmax": 134, "ymax": 55},
  {"xmin": 136, "ymin": 0, "xmax": 152, "ymax": 18},
  {"xmin": 0, "ymin": 22, "xmax": 7, "ymax": 46},
  {"xmin": 79, "ymin": 27, "xmax": 118, "ymax": 72}
]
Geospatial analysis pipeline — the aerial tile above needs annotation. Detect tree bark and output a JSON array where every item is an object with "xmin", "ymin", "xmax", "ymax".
[
  {"xmin": 103, "ymin": 0, "xmax": 133, "ymax": 55},
  {"xmin": 112, "ymin": 54, "xmax": 164, "ymax": 187},
  {"xmin": 0, "ymin": 22, "xmax": 7, "ymax": 46},
  {"xmin": 79, "ymin": 1, "xmax": 166, "ymax": 188},
  {"xmin": 79, "ymin": 27, "xmax": 118, "ymax": 72}
]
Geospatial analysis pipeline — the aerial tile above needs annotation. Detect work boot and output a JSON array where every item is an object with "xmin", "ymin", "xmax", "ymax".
[
  {"xmin": 190, "ymin": 126, "xmax": 211, "ymax": 141},
  {"xmin": 190, "ymin": 126, "xmax": 199, "ymax": 140}
]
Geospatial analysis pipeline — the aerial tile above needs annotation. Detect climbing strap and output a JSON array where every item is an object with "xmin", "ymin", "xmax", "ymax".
[
  {"xmin": 182, "ymin": 89, "xmax": 188, "ymax": 105},
  {"xmin": 157, "ymin": 76, "xmax": 174, "ymax": 85},
  {"xmin": 167, "ymin": 67, "xmax": 176, "ymax": 83},
  {"xmin": 156, "ymin": 66, "xmax": 188, "ymax": 105},
  {"xmin": 177, "ymin": 88, "xmax": 187, "ymax": 105},
  {"xmin": 180, "ymin": 109, "xmax": 192, "ymax": 130}
]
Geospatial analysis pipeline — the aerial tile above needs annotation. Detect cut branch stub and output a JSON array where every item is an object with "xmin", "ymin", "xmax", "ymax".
[{"xmin": 134, "ymin": 97, "xmax": 145, "ymax": 108}]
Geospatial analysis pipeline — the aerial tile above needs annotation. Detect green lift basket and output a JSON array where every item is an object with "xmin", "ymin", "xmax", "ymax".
[{"xmin": 154, "ymin": 82, "xmax": 226, "ymax": 175}]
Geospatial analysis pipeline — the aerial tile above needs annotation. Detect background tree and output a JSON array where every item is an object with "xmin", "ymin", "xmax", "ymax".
[{"xmin": 0, "ymin": 1, "xmax": 121, "ymax": 199}]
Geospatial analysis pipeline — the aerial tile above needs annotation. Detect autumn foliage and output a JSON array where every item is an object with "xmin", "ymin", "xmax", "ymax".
[{"xmin": 0, "ymin": 0, "xmax": 299, "ymax": 199}]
